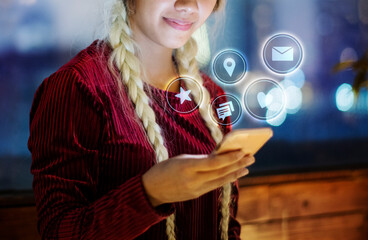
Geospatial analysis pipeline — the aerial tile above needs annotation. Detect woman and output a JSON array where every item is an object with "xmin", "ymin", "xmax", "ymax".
[{"xmin": 28, "ymin": 0, "xmax": 255, "ymax": 239}]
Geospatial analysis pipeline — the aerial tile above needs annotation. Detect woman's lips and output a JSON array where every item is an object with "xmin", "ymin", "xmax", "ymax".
[{"xmin": 163, "ymin": 17, "xmax": 193, "ymax": 31}]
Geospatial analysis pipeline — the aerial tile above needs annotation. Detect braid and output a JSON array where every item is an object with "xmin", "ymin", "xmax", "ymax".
[
  {"xmin": 108, "ymin": 0, "xmax": 169, "ymax": 162},
  {"xmin": 175, "ymin": 38, "xmax": 223, "ymax": 144},
  {"xmin": 176, "ymin": 37, "xmax": 233, "ymax": 240},
  {"xmin": 107, "ymin": 1, "xmax": 231, "ymax": 239},
  {"xmin": 107, "ymin": 1, "xmax": 177, "ymax": 239}
]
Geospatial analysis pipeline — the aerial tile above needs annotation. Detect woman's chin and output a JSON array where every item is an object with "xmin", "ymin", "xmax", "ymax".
[{"xmin": 164, "ymin": 38, "xmax": 192, "ymax": 50}]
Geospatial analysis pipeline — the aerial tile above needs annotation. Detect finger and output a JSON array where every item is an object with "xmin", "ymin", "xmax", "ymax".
[
  {"xmin": 244, "ymin": 155, "xmax": 255, "ymax": 167},
  {"xmin": 173, "ymin": 154, "xmax": 209, "ymax": 169},
  {"xmin": 196, "ymin": 156, "xmax": 254, "ymax": 182},
  {"xmin": 198, "ymin": 155, "xmax": 254, "ymax": 174},
  {"xmin": 202, "ymin": 168, "xmax": 249, "ymax": 193},
  {"xmin": 193, "ymin": 150, "xmax": 248, "ymax": 172},
  {"xmin": 174, "ymin": 154, "xmax": 209, "ymax": 160}
]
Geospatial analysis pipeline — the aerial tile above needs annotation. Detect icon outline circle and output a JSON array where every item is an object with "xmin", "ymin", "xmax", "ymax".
[
  {"xmin": 243, "ymin": 79, "xmax": 286, "ymax": 120},
  {"xmin": 263, "ymin": 34, "xmax": 303, "ymax": 74},
  {"xmin": 212, "ymin": 49, "xmax": 247, "ymax": 84},
  {"xmin": 165, "ymin": 76, "xmax": 203, "ymax": 114},
  {"xmin": 209, "ymin": 94, "xmax": 242, "ymax": 126}
]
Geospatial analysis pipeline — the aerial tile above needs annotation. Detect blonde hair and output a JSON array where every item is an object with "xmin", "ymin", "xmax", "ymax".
[{"xmin": 106, "ymin": 0, "xmax": 233, "ymax": 239}]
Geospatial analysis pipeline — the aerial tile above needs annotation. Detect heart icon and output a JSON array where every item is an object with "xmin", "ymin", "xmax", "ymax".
[{"xmin": 257, "ymin": 92, "xmax": 274, "ymax": 109}]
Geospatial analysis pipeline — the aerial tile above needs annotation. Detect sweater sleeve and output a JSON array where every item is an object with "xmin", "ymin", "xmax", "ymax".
[{"xmin": 28, "ymin": 68, "xmax": 175, "ymax": 240}]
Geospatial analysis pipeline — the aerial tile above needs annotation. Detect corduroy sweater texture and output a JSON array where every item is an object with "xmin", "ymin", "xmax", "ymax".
[{"xmin": 28, "ymin": 40, "xmax": 241, "ymax": 240}]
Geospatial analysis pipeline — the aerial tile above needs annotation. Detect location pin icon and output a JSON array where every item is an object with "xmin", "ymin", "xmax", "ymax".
[{"xmin": 223, "ymin": 58, "xmax": 236, "ymax": 77}]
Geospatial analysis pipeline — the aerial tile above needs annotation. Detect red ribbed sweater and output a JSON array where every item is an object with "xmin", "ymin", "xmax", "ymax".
[{"xmin": 28, "ymin": 40, "xmax": 241, "ymax": 240}]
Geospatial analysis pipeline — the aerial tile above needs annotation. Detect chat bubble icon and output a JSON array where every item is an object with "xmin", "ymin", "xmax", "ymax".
[{"xmin": 216, "ymin": 101, "xmax": 234, "ymax": 120}]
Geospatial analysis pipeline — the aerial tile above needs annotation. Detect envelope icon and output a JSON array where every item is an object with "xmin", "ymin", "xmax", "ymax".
[{"xmin": 272, "ymin": 46, "xmax": 294, "ymax": 61}]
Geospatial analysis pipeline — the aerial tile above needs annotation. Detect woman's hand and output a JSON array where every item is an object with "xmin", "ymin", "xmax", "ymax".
[{"xmin": 142, "ymin": 150, "xmax": 255, "ymax": 207}]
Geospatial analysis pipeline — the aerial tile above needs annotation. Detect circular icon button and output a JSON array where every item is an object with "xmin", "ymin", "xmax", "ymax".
[
  {"xmin": 212, "ymin": 50, "xmax": 247, "ymax": 84},
  {"xmin": 244, "ymin": 79, "xmax": 286, "ymax": 120},
  {"xmin": 210, "ymin": 94, "xmax": 242, "ymax": 126},
  {"xmin": 263, "ymin": 34, "xmax": 303, "ymax": 74},
  {"xmin": 166, "ymin": 76, "xmax": 203, "ymax": 114}
]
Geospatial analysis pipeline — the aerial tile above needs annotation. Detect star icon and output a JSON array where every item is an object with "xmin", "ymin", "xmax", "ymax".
[{"xmin": 175, "ymin": 87, "xmax": 192, "ymax": 104}]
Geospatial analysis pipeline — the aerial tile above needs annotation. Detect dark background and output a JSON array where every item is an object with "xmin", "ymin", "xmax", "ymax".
[{"xmin": 1, "ymin": 0, "xmax": 368, "ymax": 190}]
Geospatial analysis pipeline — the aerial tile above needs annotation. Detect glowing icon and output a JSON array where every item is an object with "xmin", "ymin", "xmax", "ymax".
[
  {"xmin": 166, "ymin": 77, "xmax": 202, "ymax": 114},
  {"xmin": 244, "ymin": 79, "xmax": 286, "ymax": 120},
  {"xmin": 223, "ymin": 58, "xmax": 236, "ymax": 77},
  {"xmin": 263, "ymin": 34, "xmax": 303, "ymax": 74},
  {"xmin": 257, "ymin": 92, "xmax": 273, "ymax": 109},
  {"xmin": 216, "ymin": 101, "xmax": 234, "ymax": 120},
  {"xmin": 211, "ymin": 94, "xmax": 242, "ymax": 125},
  {"xmin": 272, "ymin": 47, "xmax": 294, "ymax": 61},
  {"xmin": 213, "ymin": 50, "xmax": 247, "ymax": 84},
  {"xmin": 175, "ymin": 87, "xmax": 192, "ymax": 104}
]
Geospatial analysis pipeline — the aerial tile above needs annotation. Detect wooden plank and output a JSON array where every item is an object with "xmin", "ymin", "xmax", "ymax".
[
  {"xmin": 0, "ymin": 190, "xmax": 35, "ymax": 207},
  {"xmin": 240, "ymin": 212, "xmax": 367, "ymax": 240},
  {"xmin": 238, "ymin": 176, "xmax": 368, "ymax": 223},
  {"xmin": 237, "ymin": 185, "xmax": 270, "ymax": 223},
  {"xmin": 0, "ymin": 206, "xmax": 40, "ymax": 240},
  {"xmin": 268, "ymin": 178, "xmax": 368, "ymax": 220},
  {"xmin": 239, "ymin": 169, "xmax": 368, "ymax": 187},
  {"xmin": 0, "ymin": 169, "xmax": 367, "ymax": 239}
]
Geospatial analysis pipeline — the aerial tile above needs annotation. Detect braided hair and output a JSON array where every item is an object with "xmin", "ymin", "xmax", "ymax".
[{"xmin": 106, "ymin": 1, "xmax": 233, "ymax": 239}]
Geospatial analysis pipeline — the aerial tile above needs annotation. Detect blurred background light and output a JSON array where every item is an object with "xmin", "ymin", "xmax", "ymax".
[
  {"xmin": 336, "ymin": 83, "xmax": 354, "ymax": 112},
  {"xmin": 284, "ymin": 85, "xmax": 303, "ymax": 114},
  {"xmin": 340, "ymin": 47, "xmax": 358, "ymax": 62},
  {"xmin": 284, "ymin": 69, "xmax": 306, "ymax": 89},
  {"xmin": 266, "ymin": 108, "xmax": 287, "ymax": 126}
]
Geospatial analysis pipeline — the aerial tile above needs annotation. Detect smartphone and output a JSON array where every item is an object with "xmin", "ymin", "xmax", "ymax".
[{"xmin": 214, "ymin": 128, "xmax": 273, "ymax": 155}]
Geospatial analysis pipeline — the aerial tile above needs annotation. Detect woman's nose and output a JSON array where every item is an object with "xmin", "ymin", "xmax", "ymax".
[{"xmin": 174, "ymin": 0, "xmax": 198, "ymax": 14}]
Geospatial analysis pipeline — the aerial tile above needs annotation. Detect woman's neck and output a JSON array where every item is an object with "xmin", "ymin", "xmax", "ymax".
[
  {"xmin": 130, "ymin": 22, "xmax": 179, "ymax": 92},
  {"xmin": 140, "ymin": 46, "xmax": 179, "ymax": 91}
]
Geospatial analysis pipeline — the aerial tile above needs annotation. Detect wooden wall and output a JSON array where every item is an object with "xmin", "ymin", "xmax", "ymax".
[{"xmin": 0, "ymin": 169, "xmax": 367, "ymax": 239}]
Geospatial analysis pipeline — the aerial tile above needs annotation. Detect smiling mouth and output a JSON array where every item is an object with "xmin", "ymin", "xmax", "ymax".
[{"xmin": 163, "ymin": 17, "xmax": 194, "ymax": 31}]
